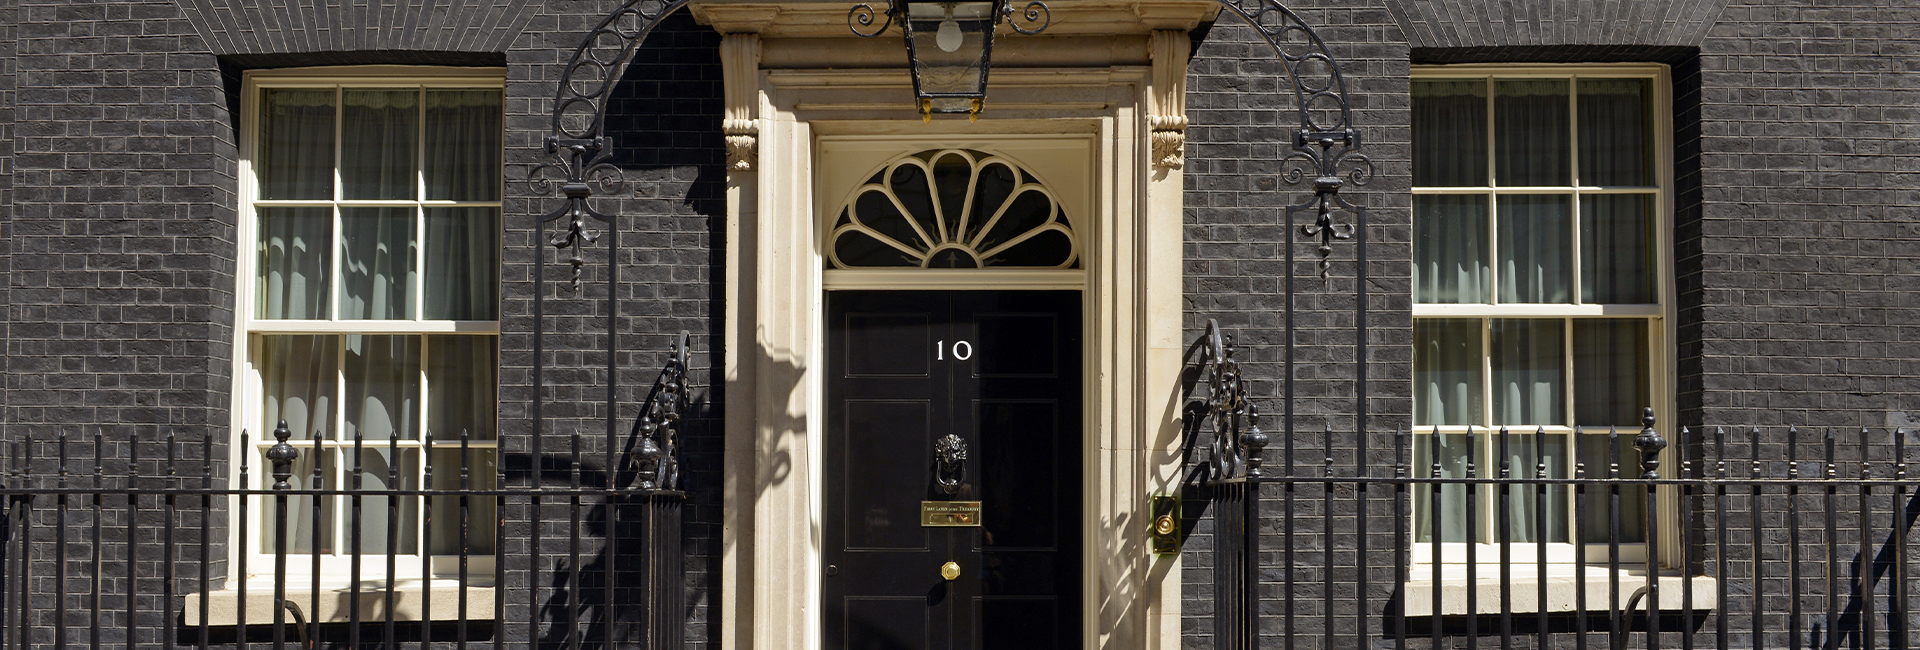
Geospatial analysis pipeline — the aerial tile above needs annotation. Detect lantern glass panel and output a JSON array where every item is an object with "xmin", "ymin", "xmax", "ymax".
[{"xmin": 905, "ymin": 1, "xmax": 995, "ymax": 112}]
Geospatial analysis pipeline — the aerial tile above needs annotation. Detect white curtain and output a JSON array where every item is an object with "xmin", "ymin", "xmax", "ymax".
[
  {"xmin": 1497, "ymin": 195, "xmax": 1572, "ymax": 304},
  {"xmin": 339, "ymin": 207, "xmax": 416, "ymax": 320},
  {"xmin": 1494, "ymin": 79, "xmax": 1568, "ymax": 186},
  {"xmin": 1498, "ymin": 432, "xmax": 1568, "ymax": 543},
  {"xmin": 1580, "ymin": 194, "xmax": 1654, "ymax": 304},
  {"xmin": 341, "ymin": 89, "xmax": 417, "ymax": 200},
  {"xmin": 257, "ymin": 208, "xmax": 330, "ymax": 319},
  {"xmin": 1413, "ymin": 432, "xmax": 1475, "ymax": 543},
  {"xmin": 259, "ymin": 89, "xmax": 333, "ymax": 200},
  {"xmin": 425, "ymin": 208, "xmax": 498, "ymax": 320},
  {"xmin": 424, "ymin": 90, "xmax": 502, "ymax": 201},
  {"xmin": 1578, "ymin": 79, "xmax": 1651, "ymax": 187},
  {"xmin": 351, "ymin": 447, "xmax": 420, "ymax": 555},
  {"xmin": 424, "ymin": 89, "xmax": 502, "ymax": 320},
  {"xmin": 1412, "ymin": 79, "xmax": 1487, "ymax": 187},
  {"xmin": 1414, "ymin": 319, "xmax": 1481, "ymax": 427},
  {"xmin": 1490, "ymin": 319, "xmax": 1563, "ymax": 426},
  {"xmin": 258, "ymin": 335, "xmax": 336, "ymax": 554},
  {"xmin": 1573, "ymin": 320, "xmax": 1649, "ymax": 427},
  {"xmin": 1414, "ymin": 195, "xmax": 1489, "ymax": 304}
]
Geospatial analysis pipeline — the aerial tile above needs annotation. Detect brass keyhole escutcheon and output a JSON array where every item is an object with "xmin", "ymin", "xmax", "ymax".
[
  {"xmin": 1154, "ymin": 514, "xmax": 1176, "ymax": 536},
  {"xmin": 941, "ymin": 561, "xmax": 960, "ymax": 581}
]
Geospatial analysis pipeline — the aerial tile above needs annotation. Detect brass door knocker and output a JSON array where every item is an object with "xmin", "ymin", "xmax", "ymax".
[{"xmin": 933, "ymin": 434, "xmax": 968, "ymax": 496}]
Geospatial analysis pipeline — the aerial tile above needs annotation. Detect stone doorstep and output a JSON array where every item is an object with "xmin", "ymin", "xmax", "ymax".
[
  {"xmin": 1403, "ymin": 567, "xmax": 1717, "ymax": 617},
  {"xmin": 181, "ymin": 579, "xmax": 497, "ymax": 626}
]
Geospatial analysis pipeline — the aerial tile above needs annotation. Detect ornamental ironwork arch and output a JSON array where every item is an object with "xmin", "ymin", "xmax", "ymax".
[{"xmin": 534, "ymin": 0, "xmax": 1371, "ymax": 286}]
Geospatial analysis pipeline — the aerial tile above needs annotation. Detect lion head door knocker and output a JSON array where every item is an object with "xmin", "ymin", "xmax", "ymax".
[{"xmin": 933, "ymin": 434, "xmax": 969, "ymax": 496}]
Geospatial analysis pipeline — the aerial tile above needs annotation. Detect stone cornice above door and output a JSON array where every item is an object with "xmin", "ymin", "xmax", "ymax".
[{"xmin": 689, "ymin": 0, "xmax": 1219, "ymax": 38}]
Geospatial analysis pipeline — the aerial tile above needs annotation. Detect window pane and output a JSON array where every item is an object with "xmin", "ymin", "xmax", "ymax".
[
  {"xmin": 1578, "ymin": 433, "xmax": 1647, "ymax": 543},
  {"xmin": 425, "ymin": 90, "xmax": 503, "ymax": 201},
  {"xmin": 257, "ymin": 207, "xmax": 332, "ymax": 320},
  {"xmin": 1498, "ymin": 431, "xmax": 1568, "ymax": 543},
  {"xmin": 1497, "ymin": 195, "xmax": 1572, "ymax": 304},
  {"xmin": 1490, "ymin": 319, "xmax": 1564, "ymax": 426},
  {"xmin": 1494, "ymin": 79, "xmax": 1569, "ymax": 187},
  {"xmin": 1573, "ymin": 319, "xmax": 1651, "ymax": 427},
  {"xmin": 340, "ymin": 89, "xmax": 418, "ymax": 200},
  {"xmin": 1414, "ymin": 194, "xmax": 1490, "ymax": 304},
  {"xmin": 1580, "ymin": 194, "xmax": 1656, "ymax": 304},
  {"xmin": 429, "ymin": 448, "xmax": 498, "ymax": 555},
  {"xmin": 259, "ymin": 447, "xmax": 334, "ymax": 554},
  {"xmin": 1414, "ymin": 319, "xmax": 1482, "ymax": 426},
  {"xmin": 1413, "ymin": 432, "xmax": 1475, "ymax": 543},
  {"xmin": 348, "ymin": 447, "xmax": 419, "ymax": 555},
  {"xmin": 345, "ymin": 334, "xmax": 419, "ymax": 441},
  {"xmin": 428, "ymin": 336, "xmax": 497, "ymax": 442},
  {"xmin": 424, "ymin": 207, "xmax": 499, "ymax": 320},
  {"xmin": 260, "ymin": 334, "xmax": 336, "ymax": 441},
  {"xmin": 339, "ymin": 207, "xmax": 416, "ymax": 320},
  {"xmin": 1578, "ymin": 79, "xmax": 1652, "ymax": 187},
  {"xmin": 259, "ymin": 89, "xmax": 335, "ymax": 200},
  {"xmin": 1411, "ymin": 79, "xmax": 1488, "ymax": 187}
]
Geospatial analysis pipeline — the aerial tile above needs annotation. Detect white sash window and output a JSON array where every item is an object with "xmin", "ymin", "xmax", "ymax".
[{"xmin": 1411, "ymin": 65, "xmax": 1672, "ymax": 564}]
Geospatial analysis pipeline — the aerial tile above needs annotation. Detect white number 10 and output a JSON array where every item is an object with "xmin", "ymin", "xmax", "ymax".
[{"xmin": 934, "ymin": 340, "xmax": 974, "ymax": 361}]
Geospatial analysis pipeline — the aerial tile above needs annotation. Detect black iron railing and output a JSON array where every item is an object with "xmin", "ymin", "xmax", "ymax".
[
  {"xmin": 1183, "ymin": 323, "xmax": 1920, "ymax": 650},
  {"xmin": 0, "ymin": 335, "xmax": 689, "ymax": 650}
]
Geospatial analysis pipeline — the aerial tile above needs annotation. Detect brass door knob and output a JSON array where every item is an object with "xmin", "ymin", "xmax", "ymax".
[{"xmin": 940, "ymin": 561, "xmax": 960, "ymax": 581}]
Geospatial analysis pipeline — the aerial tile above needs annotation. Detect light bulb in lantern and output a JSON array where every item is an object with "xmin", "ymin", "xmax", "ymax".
[{"xmin": 935, "ymin": 4, "xmax": 963, "ymax": 52}]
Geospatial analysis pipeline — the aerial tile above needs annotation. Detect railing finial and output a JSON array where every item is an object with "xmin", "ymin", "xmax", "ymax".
[
  {"xmin": 1634, "ymin": 407, "xmax": 1666, "ymax": 480},
  {"xmin": 266, "ymin": 419, "xmax": 297, "ymax": 491}
]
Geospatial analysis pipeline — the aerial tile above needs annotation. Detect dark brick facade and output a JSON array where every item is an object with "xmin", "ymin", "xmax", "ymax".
[{"xmin": 0, "ymin": 0, "xmax": 1915, "ymax": 648}]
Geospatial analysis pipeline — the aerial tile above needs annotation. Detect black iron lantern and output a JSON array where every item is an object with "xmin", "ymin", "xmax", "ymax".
[{"xmin": 850, "ymin": 0, "xmax": 1050, "ymax": 120}]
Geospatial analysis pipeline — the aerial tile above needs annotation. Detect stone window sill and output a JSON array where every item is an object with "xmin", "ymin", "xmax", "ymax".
[
  {"xmin": 1404, "ymin": 566, "xmax": 1715, "ymax": 617},
  {"xmin": 183, "ymin": 579, "xmax": 495, "ymax": 626}
]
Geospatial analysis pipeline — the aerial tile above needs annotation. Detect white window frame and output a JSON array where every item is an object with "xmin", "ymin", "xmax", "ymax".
[
  {"xmin": 231, "ymin": 65, "xmax": 506, "ymax": 585},
  {"xmin": 1408, "ymin": 63, "xmax": 1678, "ymax": 569}
]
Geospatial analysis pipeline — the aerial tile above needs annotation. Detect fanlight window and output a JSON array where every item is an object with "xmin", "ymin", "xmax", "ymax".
[{"xmin": 829, "ymin": 149, "xmax": 1078, "ymax": 269}]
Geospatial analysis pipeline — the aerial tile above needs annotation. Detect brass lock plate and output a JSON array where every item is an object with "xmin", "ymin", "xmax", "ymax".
[{"xmin": 921, "ymin": 500, "xmax": 982, "ymax": 527}]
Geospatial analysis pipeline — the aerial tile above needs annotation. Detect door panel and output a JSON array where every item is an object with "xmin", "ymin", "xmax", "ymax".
[
  {"xmin": 825, "ymin": 291, "xmax": 1082, "ymax": 650},
  {"xmin": 843, "ymin": 400, "xmax": 934, "ymax": 550}
]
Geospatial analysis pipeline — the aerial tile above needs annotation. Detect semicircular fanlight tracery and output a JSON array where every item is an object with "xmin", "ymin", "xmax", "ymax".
[{"xmin": 829, "ymin": 149, "xmax": 1079, "ymax": 270}]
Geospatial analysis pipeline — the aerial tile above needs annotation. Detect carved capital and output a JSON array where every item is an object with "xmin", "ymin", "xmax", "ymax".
[
  {"xmin": 724, "ymin": 118, "xmax": 758, "ymax": 172},
  {"xmin": 721, "ymin": 33, "xmax": 762, "ymax": 171},
  {"xmin": 1150, "ymin": 115, "xmax": 1188, "ymax": 170}
]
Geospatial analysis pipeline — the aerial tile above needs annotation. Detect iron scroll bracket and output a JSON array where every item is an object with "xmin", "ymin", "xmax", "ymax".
[{"xmin": 1184, "ymin": 319, "xmax": 1268, "ymax": 486}]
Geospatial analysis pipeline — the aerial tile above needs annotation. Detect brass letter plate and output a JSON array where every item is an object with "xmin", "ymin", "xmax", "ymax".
[{"xmin": 920, "ymin": 501, "xmax": 982, "ymax": 527}]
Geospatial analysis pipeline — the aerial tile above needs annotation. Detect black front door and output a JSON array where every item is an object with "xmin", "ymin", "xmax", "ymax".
[{"xmin": 824, "ymin": 290, "xmax": 1083, "ymax": 650}]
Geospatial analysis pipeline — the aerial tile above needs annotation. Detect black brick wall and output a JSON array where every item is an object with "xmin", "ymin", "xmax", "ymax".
[
  {"xmin": 1, "ymin": 0, "xmax": 14, "ymax": 438},
  {"xmin": 174, "ymin": 0, "xmax": 537, "ymax": 64},
  {"xmin": 6, "ymin": 0, "xmax": 238, "ymax": 645},
  {"xmin": 1692, "ymin": 0, "xmax": 1920, "ymax": 431}
]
